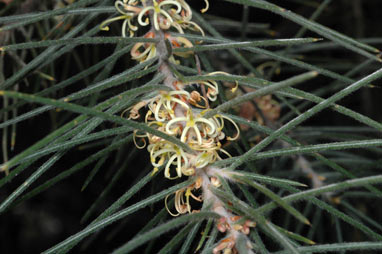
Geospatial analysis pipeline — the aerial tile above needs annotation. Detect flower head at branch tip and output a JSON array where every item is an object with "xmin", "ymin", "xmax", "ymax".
[{"xmin": 110, "ymin": 5, "xmax": 245, "ymax": 245}]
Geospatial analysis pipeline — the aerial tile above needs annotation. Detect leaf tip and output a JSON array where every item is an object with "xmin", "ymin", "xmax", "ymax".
[
  {"xmin": 377, "ymin": 54, "xmax": 382, "ymax": 63},
  {"xmin": 309, "ymin": 240, "xmax": 316, "ymax": 245},
  {"xmin": 330, "ymin": 196, "xmax": 341, "ymax": 204},
  {"xmin": 0, "ymin": 163, "xmax": 9, "ymax": 176}
]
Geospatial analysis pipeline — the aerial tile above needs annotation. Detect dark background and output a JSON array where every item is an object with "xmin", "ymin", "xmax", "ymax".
[{"xmin": 1, "ymin": 0, "xmax": 382, "ymax": 253}]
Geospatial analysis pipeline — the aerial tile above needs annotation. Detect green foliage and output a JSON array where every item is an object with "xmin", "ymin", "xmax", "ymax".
[{"xmin": 1, "ymin": 0, "xmax": 382, "ymax": 253}]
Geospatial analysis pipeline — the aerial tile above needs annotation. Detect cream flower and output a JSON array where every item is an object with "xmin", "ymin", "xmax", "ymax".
[
  {"xmin": 148, "ymin": 90, "xmax": 190, "ymax": 122},
  {"xmin": 212, "ymin": 114, "xmax": 241, "ymax": 141},
  {"xmin": 100, "ymin": 0, "xmax": 141, "ymax": 37},
  {"xmin": 165, "ymin": 179, "xmax": 203, "ymax": 216},
  {"xmin": 165, "ymin": 109, "xmax": 216, "ymax": 144},
  {"xmin": 148, "ymin": 140, "xmax": 189, "ymax": 179},
  {"xmin": 138, "ymin": 0, "xmax": 182, "ymax": 30}
]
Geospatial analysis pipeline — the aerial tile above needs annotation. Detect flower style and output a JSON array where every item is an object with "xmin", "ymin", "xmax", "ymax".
[
  {"xmin": 165, "ymin": 33, "xmax": 194, "ymax": 58},
  {"xmin": 130, "ymin": 31, "xmax": 157, "ymax": 62},
  {"xmin": 131, "ymin": 42, "xmax": 157, "ymax": 62},
  {"xmin": 127, "ymin": 89, "xmax": 190, "ymax": 122},
  {"xmin": 180, "ymin": 79, "xmax": 218, "ymax": 101},
  {"xmin": 212, "ymin": 114, "xmax": 241, "ymax": 141},
  {"xmin": 170, "ymin": 13, "xmax": 205, "ymax": 37},
  {"xmin": 138, "ymin": 0, "xmax": 182, "ymax": 30},
  {"xmin": 100, "ymin": 0, "xmax": 141, "ymax": 37},
  {"xmin": 201, "ymin": 80, "xmax": 219, "ymax": 101},
  {"xmin": 148, "ymin": 90, "xmax": 190, "ymax": 122},
  {"xmin": 126, "ymin": 101, "xmax": 147, "ymax": 119},
  {"xmin": 201, "ymin": 0, "xmax": 209, "ymax": 13},
  {"xmin": 191, "ymin": 143, "xmax": 231, "ymax": 168},
  {"xmin": 171, "ymin": 0, "xmax": 192, "ymax": 21},
  {"xmin": 148, "ymin": 140, "xmax": 189, "ymax": 179},
  {"xmin": 158, "ymin": 0, "xmax": 206, "ymax": 40},
  {"xmin": 165, "ymin": 178, "xmax": 203, "ymax": 216},
  {"xmin": 166, "ymin": 109, "xmax": 216, "ymax": 145}
]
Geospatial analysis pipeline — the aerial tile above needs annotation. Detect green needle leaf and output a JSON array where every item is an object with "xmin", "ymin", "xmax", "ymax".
[
  {"xmin": 235, "ymin": 175, "xmax": 311, "ymax": 225},
  {"xmin": 0, "ymin": 90, "xmax": 191, "ymax": 153}
]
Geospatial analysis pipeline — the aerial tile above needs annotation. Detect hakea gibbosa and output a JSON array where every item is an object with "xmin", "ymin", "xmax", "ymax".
[{"xmin": 101, "ymin": 1, "xmax": 255, "ymax": 253}]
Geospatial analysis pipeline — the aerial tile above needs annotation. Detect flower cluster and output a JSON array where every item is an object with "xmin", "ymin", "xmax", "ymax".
[
  {"xmin": 129, "ymin": 79, "xmax": 240, "ymax": 181},
  {"xmin": 127, "ymin": 72, "xmax": 254, "ymax": 253},
  {"xmin": 102, "ymin": 1, "xmax": 256, "ymax": 253},
  {"xmin": 100, "ymin": 0, "xmax": 207, "ymax": 62},
  {"xmin": 100, "ymin": 0, "xmax": 206, "ymax": 35}
]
